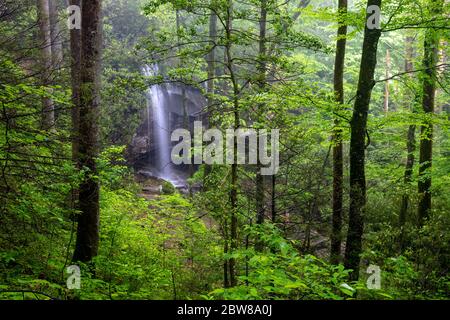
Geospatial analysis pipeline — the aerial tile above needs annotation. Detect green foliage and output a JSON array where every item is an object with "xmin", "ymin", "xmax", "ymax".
[
  {"xmin": 98, "ymin": 146, "xmax": 130, "ymax": 189},
  {"xmin": 209, "ymin": 224, "xmax": 352, "ymax": 300},
  {"xmin": 0, "ymin": 0, "xmax": 449, "ymax": 301},
  {"xmin": 161, "ymin": 181, "xmax": 176, "ymax": 194},
  {"xmin": 362, "ymin": 212, "xmax": 450, "ymax": 299}
]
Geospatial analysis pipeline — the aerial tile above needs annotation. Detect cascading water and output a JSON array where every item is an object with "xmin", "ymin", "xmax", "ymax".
[{"xmin": 143, "ymin": 64, "xmax": 175, "ymax": 184}]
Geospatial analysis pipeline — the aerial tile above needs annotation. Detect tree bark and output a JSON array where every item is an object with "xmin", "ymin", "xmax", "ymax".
[
  {"xmin": 72, "ymin": 0, "xmax": 102, "ymax": 263},
  {"xmin": 255, "ymin": 0, "xmax": 267, "ymax": 246},
  {"xmin": 417, "ymin": 0, "xmax": 443, "ymax": 225},
  {"xmin": 206, "ymin": 9, "xmax": 217, "ymax": 123},
  {"xmin": 344, "ymin": 0, "xmax": 382, "ymax": 281},
  {"xmin": 223, "ymin": 226, "xmax": 230, "ymax": 288},
  {"xmin": 225, "ymin": 0, "xmax": 238, "ymax": 287},
  {"xmin": 49, "ymin": 0, "xmax": 63, "ymax": 71},
  {"xmin": 399, "ymin": 35, "xmax": 415, "ymax": 234},
  {"xmin": 69, "ymin": 0, "xmax": 81, "ymax": 206},
  {"xmin": 203, "ymin": 9, "xmax": 217, "ymax": 180},
  {"xmin": 330, "ymin": 0, "xmax": 347, "ymax": 265},
  {"xmin": 36, "ymin": 0, "xmax": 54, "ymax": 130},
  {"xmin": 271, "ymin": 174, "xmax": 276, "ymax": 223},
  {"xmin": 383, "ymin": 49, "xmax": 390, "ymax": 114}
]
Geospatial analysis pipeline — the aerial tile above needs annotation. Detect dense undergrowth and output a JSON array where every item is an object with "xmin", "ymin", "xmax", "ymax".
[{"xmin": 0, "ymin": 147, "xmax": 447, "ymax": 300}]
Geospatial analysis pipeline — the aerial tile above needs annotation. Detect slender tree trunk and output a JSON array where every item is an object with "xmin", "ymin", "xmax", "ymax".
[
  {"xmin": 36, "ymin": 0, "xmax": 54, "ymax": 130},
  {"xmin": 271, "ymin": 174, "xmax": 276, "ymax": 223},
  {"xmin": 330, "ymin": 0, "xmax": 347, "ymax": 265},
  {"xmin": 73, "ymin": 0, "xmax": 102, "ymax": 263},
  {"xmin": 223, "ymin": 226, "xmax": 230, "ymax": 287},
  {"xmin": 399, "ymin": 35, "xmax": 415, "ymax": 234},
  {"xmin": 49, "ymin": 0, "xmax": 63, "ymax": 71},
  {"xmin": 417, "ymin": 0, "xmax": 443, "ymax": 225},
  {"xmin": 255, "ymin": 0, "xmax": 267, "ymax": 245},
  {"xmin": 207, "ymin": 10, "xmax": 217, "ymax": 124},
  {"xmin": 69, "ymin": 0, "xmax": 81, "ymax": 206},
  {"xmin": 383, "ymin": 49, "xmax": 390, "ymax": 114},
  {"xmin": 225, "ymin": 0, "xmax": 238, "ymax": 287},
  {"xmin": 344, "ymin": 0, "xmax": 382, "ymax": 281},
  {"xmin": 203, "ymin": 9, "xmax": 217, "ymax": 180}
]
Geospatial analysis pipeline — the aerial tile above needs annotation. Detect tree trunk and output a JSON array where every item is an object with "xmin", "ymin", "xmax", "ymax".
[
  {"xmin": 72, "ymin": 0, "xmax": 102, "ymax": 263},
  {"xmin": 203, "ymin": 9, "xmax": 217, "ymax": 180},
  {"xmin": 399, "ymin": 35, "xmax": 415, "ymax": 234},
  {"xmin": 36, "ymin": 0, "xmax": 54, "ymax": 130},
  {"xmin": 49, "ymin": 0, "xmax": 63, "ymax": 71},
  {"xmin": 69, "ymin": 0, "xmax": 81, "ymax": 206},
  {"xmin": 417, "ymin": 0, "xmax": 443, "ymax": 225},
  {"xmin": 223, "ymin": 226, "xmax": 230, "ymax": 288},
  {"xmin": 206, "ymin": 9, "xmax": 217, "ymax": 123},
  {"xmin": 383, "ymin": 49, "xmax": 390, "ymax": 114},
  {"xmin": 330, "ymin": 0, "xmax": 347, "ymax": 265},
  {"xmin": 271, "ymin": 174, "xmax": 276, "ymax": 223},
  {"xmin": 344, "ymin": 0, "xmax": 382, "ymax": 281},
  {"xmin": 225, "ymin": 0, "xmax": 238, "ymax": 287},
  {"xmin": 255, "ymin": 0, "xmax": 267, "ymax": 247}
]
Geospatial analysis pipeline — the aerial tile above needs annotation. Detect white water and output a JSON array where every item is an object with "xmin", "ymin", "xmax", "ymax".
[{"xmin": 143, "ymin": 64, "xmax": 176, "ymax": 184}]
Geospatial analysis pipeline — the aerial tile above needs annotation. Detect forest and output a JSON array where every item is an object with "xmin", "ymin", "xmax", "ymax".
[{"xmin": 0, "ymin": 0, "xmax": 449, "ymax": 301}]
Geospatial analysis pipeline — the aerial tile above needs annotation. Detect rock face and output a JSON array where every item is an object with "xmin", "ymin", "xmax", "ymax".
[{"xmin": 127, "ymin": 83, "xmax": 206, "ymax": 172}]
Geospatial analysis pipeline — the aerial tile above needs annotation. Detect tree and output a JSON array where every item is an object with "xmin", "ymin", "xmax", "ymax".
[
  {"xmin": 203, "ymin": 7, "xmax": 217, "ymax": 180},
  {"xmin": 255, "ymin": 0, "xmax": 267, "ymax": 239},
  {"xmin": 417, "ymin": 0, "xmax": 444, "ymax": 225},
  {"xmin": 344, "ymin": 0, "xmax": 382, "ymax": 281},
  {"xmin": 383, "ymin": 48, "xmax": 390, "ymax": 114},
  {"xmin": 72, "ymin": 0, "xmax": 102, "ymax": 263},
  {"xmin": 36, "ymin": 0, "xmax": 54, "ymax": 130},
  {"xmin": 399, "ymin": 34, "xmax": 416, "ymax": 238},
  {"xmin": 69, "ymin": 0, "xmax": 81, "ymax": 206},
  {"xmin": 330, "ymin": 0, "xmax": 347, "ymax": 265},
  {"xmin": 49, "ymin": 0, "xmax": 63, "ymax": 70},
  {"xmin": 206, "ymin": 8, "xmax": 217, "ymax": 126},
  {"xmin": 225, "ymin": 0, "xmax": 239, "ymax": 287}
]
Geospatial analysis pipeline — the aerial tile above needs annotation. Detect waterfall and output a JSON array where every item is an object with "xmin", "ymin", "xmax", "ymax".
[{"xmin": 143, "ymin": 64, "xmax": 175, "ymax": 184}]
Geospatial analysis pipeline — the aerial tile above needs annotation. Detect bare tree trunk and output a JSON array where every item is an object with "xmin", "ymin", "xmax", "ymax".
[
  {"xmin": 73, "ymin": 0, "xmax": 102, "ymax": 263},
  {"xmin": 36, "ymin": 0, "xmax": 54, "ymax": 130},
  {"xmin": 330, "ymin": 0, "xmax": 347, "ymax": 265},
  {"xmin": 344, "ymin": 0, "xmax": 382, "ymax": 281},
  {"xmin": 417, "ymin": 0, "xmax": 443, "ymax": 226}
]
